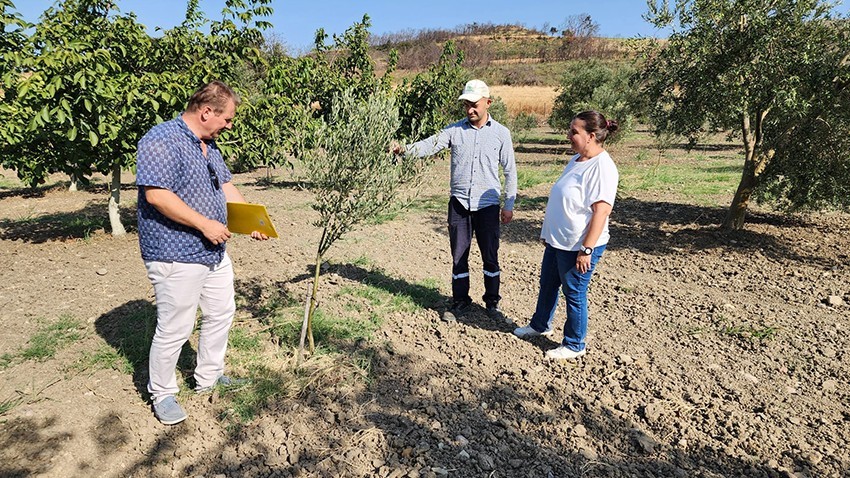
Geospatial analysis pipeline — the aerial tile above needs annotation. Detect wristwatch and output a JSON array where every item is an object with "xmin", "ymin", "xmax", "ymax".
[{"xmin": 579, "ymin": 245, "xmax": 593, "ymax": 255}]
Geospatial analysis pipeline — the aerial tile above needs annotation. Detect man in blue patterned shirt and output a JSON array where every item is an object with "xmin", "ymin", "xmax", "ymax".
[
  {"xmin": 396, "ymin": 79, "xmax": 518, "ymax": 322},
  {"xmin": 136, "ymin": 81, "xmax": 268, "ymax": 425}
]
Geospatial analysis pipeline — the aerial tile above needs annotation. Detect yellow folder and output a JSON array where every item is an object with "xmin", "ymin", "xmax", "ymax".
[{"xmin": 226, "ymin": 202, "xmax": 279, "ymax": 238}]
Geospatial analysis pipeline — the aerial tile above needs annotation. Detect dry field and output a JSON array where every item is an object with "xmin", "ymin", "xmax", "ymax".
[{"xmin": 490, "ymin": 85, "xmax": 558, "ymax": 118}]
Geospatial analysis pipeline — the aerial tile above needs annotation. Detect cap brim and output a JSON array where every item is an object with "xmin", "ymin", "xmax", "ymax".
[{"xmin": 458, "ymin": 93, "xmax": 486, "ymax": 102}]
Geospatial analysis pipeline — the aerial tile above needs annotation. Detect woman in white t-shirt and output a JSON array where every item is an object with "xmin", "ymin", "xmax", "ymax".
[{"xmin": 513, "ymin": 111, "xmax": 619, "ymax": 360}]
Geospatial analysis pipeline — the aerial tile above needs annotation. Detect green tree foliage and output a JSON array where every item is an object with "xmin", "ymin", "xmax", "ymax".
[
  {"xmin": 396, "ymin": 41, "xmax": 467, "ymax": 140},
  {"xmin": 643, "ymin": 0, "xmax": 850, "ymax": 229},
  {"xmin": 305, "ymin": 15, "xmax": 397, "ymax": 119},
  {"xmin": 754, "ymin": 29, "xmax": 850, "ymax": 212},
  {"xmin": 0, "ymin": 0, "xmax": 272, "ymax": 234},
  {"xmin": 0, "ymin": 0, "xmax": 27, "ymax": 80},
  {"xmin": 0, "ymin": 0, "xmax": 157, "ymax": 234},
  {"xmin": 296, "ymin": 89, "xmax": 428, "ymax": 359},
  {"xmin": 548, "ymin": 60, "xmax": 638, "ymax": 142},
  {"xmin": 229, "ymin": 14, "xmax": 402, "ymax": 172},
  {"xmin": 0, "ymin": 1, "xmax": 464, "ymax": 239}
]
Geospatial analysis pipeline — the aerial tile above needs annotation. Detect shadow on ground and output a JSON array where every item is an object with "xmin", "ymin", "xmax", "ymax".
[
  {"xmin": 0, "ymin": 201, "xmax": 137, "ymax": 243},
  {"xmin": 494, "ymin": 195, "xmax": 838, "ymax": 267},
  {"xmin": 280, "ymin": 262, "xmax": 450, "ymax": 315},
  {"xmin": 109, "ymin": 336, "xmax": 803, "ymax": 477},
  {"xmin": 94, "ymin": 300, "xmax": 198, "ymax": 399}
]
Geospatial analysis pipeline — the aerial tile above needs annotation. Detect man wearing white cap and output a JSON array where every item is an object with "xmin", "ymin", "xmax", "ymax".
[{"xmin": 397, "ymin": 79, "xmax": 517, "ymax": 322}]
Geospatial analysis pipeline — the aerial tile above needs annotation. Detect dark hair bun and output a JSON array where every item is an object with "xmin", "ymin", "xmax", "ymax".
[{"xmin": 606, "ymin": 119, "xmax": 619, "ymax": 134}]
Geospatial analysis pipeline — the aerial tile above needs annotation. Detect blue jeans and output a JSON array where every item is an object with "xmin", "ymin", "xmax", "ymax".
[{"xmin": 529, "ymin": 244, "xmax": 606, "ymax": 352}]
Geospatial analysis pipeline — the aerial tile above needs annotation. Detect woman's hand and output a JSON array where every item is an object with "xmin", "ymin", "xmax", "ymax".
[{"xmin": 576, "ymin": 253, "xmax": 591, "ymax": 274}]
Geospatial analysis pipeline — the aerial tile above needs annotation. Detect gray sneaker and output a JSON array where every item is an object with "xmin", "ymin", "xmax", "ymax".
[
  {"xmin": 153, "ymin": 396, "xmax": 187, "ymax": 425},
  {"xmin": 196, "ymin": 375, "xmax": 248, "ymax": 394}
]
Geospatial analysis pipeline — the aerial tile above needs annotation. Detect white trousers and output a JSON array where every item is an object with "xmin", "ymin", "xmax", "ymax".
[{"xmin": 145, "ymin": 253, "xmax": 235, "ymax": 403}]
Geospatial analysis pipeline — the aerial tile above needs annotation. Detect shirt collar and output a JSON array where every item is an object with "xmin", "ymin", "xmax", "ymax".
[
  {"xmin": 176, "ymin": 115, "xmax": 203, "ymax": 145},
  {"xmin": 464, "ymin": 115, "xmax": 493, "ymax": 130}
]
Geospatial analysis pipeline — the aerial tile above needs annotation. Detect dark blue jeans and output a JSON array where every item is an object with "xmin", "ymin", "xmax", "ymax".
[
  {"xmin": 529, "ymin": 243, "xmax": 606, "ymax": 351},
  {"xmin": 447, "ymin": 197, "xmax": 501, "ymax": 306}
]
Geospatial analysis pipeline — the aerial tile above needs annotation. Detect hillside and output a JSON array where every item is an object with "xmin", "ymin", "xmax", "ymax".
[{"xmin": 371, "ymin": 23, "xmax": 644, "ymax": 87}]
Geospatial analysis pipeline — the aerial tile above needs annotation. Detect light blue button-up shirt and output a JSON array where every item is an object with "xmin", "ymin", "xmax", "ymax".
[{"xmin": 407, "ymin": 115, "xmax": 517, "ymax": 211}]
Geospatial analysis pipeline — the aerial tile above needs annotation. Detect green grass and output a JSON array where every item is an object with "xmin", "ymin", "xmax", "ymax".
[
  {"xmin": 116, "ymin": 308, "xmax": 157, "ymax": 368},
  {"xmin": 348, "ymin": 255, "xmax": 373, "ymax": 268},
  {"xmin": 0, "ymin": 393, "xmax": 24, "ymax": 416},
  {"xmin": 515, "ymin": 195, "xmax": 548, "ymax": 209},
  {"xmin": 72, "ymin": 345, "xmax": 132, "ymax": 374},
  {"xmin": 19, "ymin": 316, "xmax": 84, "ymax": 361},
  {"xmin": 619, "ymin": 154, "xmax": 741, "ymax": 204},
  {"xmin": 60, "ymin": 215, "xmax": 108, "ymax": 239},
  {"xmin": 0, "ymin": 210, "xmax": 110, "ymax": 240},
  {"xmin": 365, "ymin": 194, "xmax": 447, "ymax": 225},
  {"xmin": 228, "ymin": 326, "xmax": 263, "ymax": 353},
  {"xmin": 0, "ymin": 353, "xmax": 13, "ymax": 369},
  {"xmin": 409, "ymin": 194, "xmax": 447, "ymax": 213},
  {"xmin": 516, "ymin": 167, "xmax": 562, "ymax": 190},
  {"xmin": 222, "ymin": 266, "xmax": 444, "ymax": 424},
  {"xmin": 251, "ymin": 288, "xmax": 299, "ymax": 318},
  {"xmin": 223, "ymin": 364, "xmax": 295, "ymax": 422},
  {"xmin": 260, "ymin": 270, "xmax": 442, "ymax": 349}
]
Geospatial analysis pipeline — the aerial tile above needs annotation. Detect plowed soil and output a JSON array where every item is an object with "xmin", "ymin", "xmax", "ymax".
[{"xmin": 1, "ymin": 134, "xmax": 848, "ymax": 478}]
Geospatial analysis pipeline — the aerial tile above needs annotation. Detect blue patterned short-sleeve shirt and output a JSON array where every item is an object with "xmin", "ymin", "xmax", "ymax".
[{"xmin": 136, "ymin": 116, "xmax": 233, "ymax": 265}]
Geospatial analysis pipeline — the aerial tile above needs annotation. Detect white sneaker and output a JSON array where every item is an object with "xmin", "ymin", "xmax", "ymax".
[
  {"xmin": 545, "ymin": 346, "xmax": 586, "ymax": 360},
  {"xmin": 513, "ymin": 325, "xmax": 554, "ymax": 339}
]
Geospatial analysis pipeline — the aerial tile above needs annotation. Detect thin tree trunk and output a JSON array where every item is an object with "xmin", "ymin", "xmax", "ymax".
[
  {"xmin": 109, "ymin": 163, "xmax": 126, "ymax": 236},
  {"xmin": 298, "ymin": 248, "xmax": 323, "ymax": 363}
]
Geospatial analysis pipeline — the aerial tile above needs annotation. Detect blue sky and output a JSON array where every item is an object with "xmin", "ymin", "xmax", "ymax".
[
  {"xmin": 14, "ymin": 0, "xmax": 850, "ymax": 53},
  {"xmin": 15, "ymin": 0, "xmax": 673, "ymax": 52}
]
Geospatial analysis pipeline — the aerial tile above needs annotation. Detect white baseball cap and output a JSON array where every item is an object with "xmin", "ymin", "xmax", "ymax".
[{"xmin": 458, "ymin": 79, "xmax": 490, "ymax": 102}]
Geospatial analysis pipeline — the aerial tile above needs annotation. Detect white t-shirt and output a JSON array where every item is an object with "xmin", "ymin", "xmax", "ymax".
[{"xmin": 540, "ymin": 151, "xmax": 619, "ymax": 251}]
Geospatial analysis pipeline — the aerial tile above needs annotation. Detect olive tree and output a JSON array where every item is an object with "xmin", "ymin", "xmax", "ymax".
[
  {"xmin": 296, "ymin": 89, "xmax": 428, "ymax": 361},
  {"xmin": 642, "ymin": 0, "xmax": 850, "ymax": 230},
  {"xmin": 548, "ymin": 59, "xmax": 640, "ymax": 142}
]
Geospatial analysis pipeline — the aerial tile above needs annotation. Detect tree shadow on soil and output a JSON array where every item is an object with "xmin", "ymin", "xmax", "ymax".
[
  {"xmin": 0, "ymin": 181, "xmax": 136, "ymax": 200},
  {"xmin": 495, "ymin": 195, "xmax": 838, "ymax": 267},
  {"xmin": 515, "ymin": 144, "xmax": 571, "ymax": 155},
  {"xmin": 234, "ymin": 277, "xmax": 300, "ymax": 319},
  {"xmin": 0, "ymin": 182, "xmax": 65, "ymax": 200},
  {"xmin": 612, "ymin": 197, "xmax": 842, "ymax": 266},
  {"xmin": 668, "ymin": 142, "xmax": 741, "ymax": 152},
  {"xmin": 111, "ymin": 340, "xmax": 806, "ymax": 477},
  {"xmin": 0, "ymin": 201, "xmax": 137, "ymax": 243},
  {"xmin": 284, "ymin": 263, "xmax": 450, "ymax": 314},
  {"xmin": 94, "ymin": 300, "xmax": 198, "ymax": 400},
  {"xmin": 249, "ymin": 177, "xmax": 312, "ymax": 191},
  {"xmin": 0, "ymin": 416, "xmax": 73, "ymax": 477}
]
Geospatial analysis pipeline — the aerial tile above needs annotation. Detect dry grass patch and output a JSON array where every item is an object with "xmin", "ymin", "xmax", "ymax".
[{"xmin": 490, "ymin": 85, "xmax": 557, "ymax": 118}]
